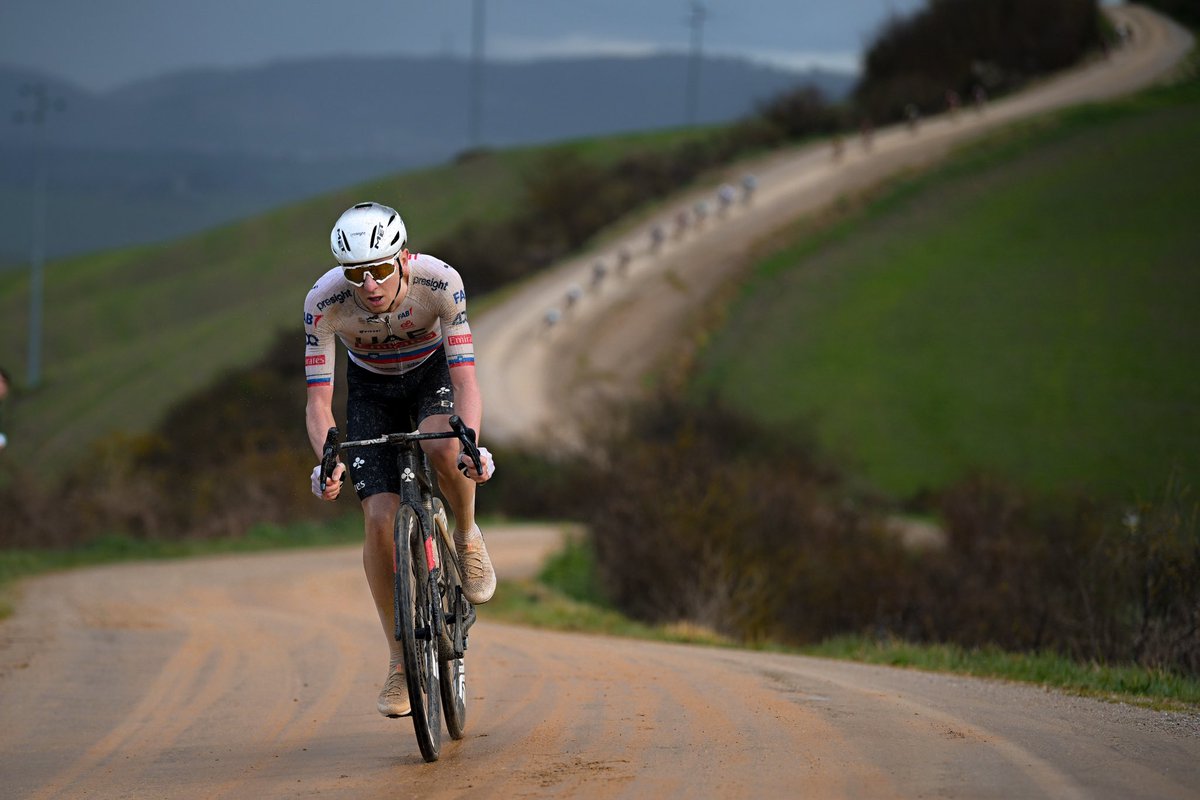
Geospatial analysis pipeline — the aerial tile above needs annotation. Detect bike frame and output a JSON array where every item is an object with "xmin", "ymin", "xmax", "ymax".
[
  {"xmin": 330, "ymin": 426, "xmax": 472, "ymax": 636},
  {"xmin": 319, "ymin": 416, "xmax": 480, "ymax": 761}
]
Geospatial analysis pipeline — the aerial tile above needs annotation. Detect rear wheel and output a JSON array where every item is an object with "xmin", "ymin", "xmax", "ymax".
[
  {"xmin": 395, "ymin": 504, "xmax": 441, "ymax": 762},
  {"xmin": 433, "ymin": 500, "xmax": 468, "ymax": 740}
]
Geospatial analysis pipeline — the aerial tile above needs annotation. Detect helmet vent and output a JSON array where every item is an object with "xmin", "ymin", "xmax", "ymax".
[
  {"xmin": 390, "ymin": 232, "xmax": 401, "ymax": 246},
  {"xmin": 354, "ymin": 202, "xmax": 372, "ymax": 209}
]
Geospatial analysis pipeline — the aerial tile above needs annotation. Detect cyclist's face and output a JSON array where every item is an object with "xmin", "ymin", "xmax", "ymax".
[{"xmin": 354, "ymin": 249, "xmax": 409, "ymax": 313}]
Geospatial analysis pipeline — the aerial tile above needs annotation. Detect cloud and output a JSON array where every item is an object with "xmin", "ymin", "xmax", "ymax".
[
  {"xmin": 487, "ymin": 33, "xmax": 859, "ymax": 74},
  {"xmin": 489, "ymin": 33, "xmax": 668, "ymax": 60},
  {"xmin": 735, "ymin": 48, "xmax": 860, "ymax": 74}
]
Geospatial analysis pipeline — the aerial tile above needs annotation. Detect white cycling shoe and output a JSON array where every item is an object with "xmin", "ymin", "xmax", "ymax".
[
  {"xmin": 455, "ymin": 524, "xmax": 496, "ymax": 604},
  {"xmin": 377, "ymin": 668, "xmax": 411, "ymax": 718}
]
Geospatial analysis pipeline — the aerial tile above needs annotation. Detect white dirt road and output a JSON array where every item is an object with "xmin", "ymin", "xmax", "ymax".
[{"xmin": 1, "ymin": 6, "xmax": 1197, "ymax": 799}]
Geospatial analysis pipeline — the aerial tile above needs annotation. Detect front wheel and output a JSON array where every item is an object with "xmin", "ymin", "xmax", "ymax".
[
  {"xmin": 433, "ymin": 499, "xmax": 468, "ymax": 740},
  {"xmin": 395, "ymin": 504, "xmax": 442, "ymax": 762}
]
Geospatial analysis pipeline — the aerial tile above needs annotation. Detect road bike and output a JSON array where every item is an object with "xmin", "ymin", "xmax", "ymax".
[{"xmin": 320, "ymin": 415, "xmax": 481, "ymax": 762}]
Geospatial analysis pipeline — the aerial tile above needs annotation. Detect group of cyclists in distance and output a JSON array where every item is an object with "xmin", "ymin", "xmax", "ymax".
[{"xmin": 543, "ymin": 172, "xmax": 758, "ymax": 331}]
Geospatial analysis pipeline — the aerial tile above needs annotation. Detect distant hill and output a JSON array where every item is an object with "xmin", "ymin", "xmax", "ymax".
[{"xmin": 0, "ymin": 55, "xmax": 853, "ymax": 266}]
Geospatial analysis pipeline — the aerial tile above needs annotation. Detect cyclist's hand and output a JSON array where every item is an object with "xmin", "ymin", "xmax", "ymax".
[
  {"xmin": 457, "ymin": 446, "xmax": 495, "ymax": 483},
  {"xmin": 311, "ymin": 462, "xmax": 346, "ymax": 500}
]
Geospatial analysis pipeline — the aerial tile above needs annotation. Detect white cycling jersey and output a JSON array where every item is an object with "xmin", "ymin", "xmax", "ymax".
[{"xmin": 303, "ymin": 253, "xmax": 475, "ymax": 387}]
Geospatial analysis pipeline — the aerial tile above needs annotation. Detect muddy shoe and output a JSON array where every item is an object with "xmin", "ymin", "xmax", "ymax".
[
  {"xmin": 377, "ymin": 668, "xmax": 411, "ymax": 718},
  {"xmin": 454, "ymin": 524, "xmax": 496, "ymax": 604}
]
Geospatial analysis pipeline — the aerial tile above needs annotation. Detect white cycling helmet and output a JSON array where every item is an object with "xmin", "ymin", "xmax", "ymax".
[{"xmin": 330, "ymin": 202, "xmax": 408, "ymax": 265}]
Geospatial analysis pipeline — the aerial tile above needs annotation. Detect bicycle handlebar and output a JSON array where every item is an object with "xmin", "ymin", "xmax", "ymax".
[{"xmin": 321, "ymin": 415, "xmax": 482, "ymax": 479}]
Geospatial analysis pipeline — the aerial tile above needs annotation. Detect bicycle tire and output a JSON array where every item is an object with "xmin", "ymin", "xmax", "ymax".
[
  {"xmin": 432, "ymin": 500, "xmax": 468, "ymax": 740},
  {"xmin": 394, "ymin": 504, "xmax": 442, "ymax": 762}
]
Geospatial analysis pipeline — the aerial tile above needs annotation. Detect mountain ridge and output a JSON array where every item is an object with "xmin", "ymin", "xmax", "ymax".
[{"xmin": 0, "ymin": 54, "xmax": 853, "ymax": 265}]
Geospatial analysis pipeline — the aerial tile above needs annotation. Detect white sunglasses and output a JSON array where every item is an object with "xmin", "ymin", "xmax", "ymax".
[{"xmin": 343, "ymin": 257, "xmax": 398, "ymax": 287}]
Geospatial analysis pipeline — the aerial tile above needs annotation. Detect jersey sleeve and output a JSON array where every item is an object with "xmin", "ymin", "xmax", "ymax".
[
  {"xmin": 303, "ymin": 289, "xmax": 338, "ymax": 387},
  {"xmin": 439, "ymin": 265, "xmax": 475, "ymax": 369}
]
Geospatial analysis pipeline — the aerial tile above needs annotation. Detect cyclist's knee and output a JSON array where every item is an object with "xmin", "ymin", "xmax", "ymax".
[
  {"xmin": 362, "ymin": 494, "xmax": 399, "ymax": 536},
  {"xmin": 422, "ymin": 437, "xmax": 458, "ymax": 475}
]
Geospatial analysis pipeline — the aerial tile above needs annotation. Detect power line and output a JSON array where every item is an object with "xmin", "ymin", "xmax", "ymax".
[
  {"xmin": 468, "ymin": 0, "xmax": 486, "ymax": 148},
  {"xmin": 12, "ymin": 84, "xmax": 65, "ymax": 390}
]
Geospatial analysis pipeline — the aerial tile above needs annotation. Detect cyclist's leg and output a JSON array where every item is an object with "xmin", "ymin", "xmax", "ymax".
[
  {"xmin": 361, "ymin": 492, "xmax": 403, "ymax": 664},
  {"xmin": 345, "ymin": 360, "xmax": 417, "ymax": 713},
  {"xmin": 409, "ymin": 349, "xmax": 478, "ymax": 535}
]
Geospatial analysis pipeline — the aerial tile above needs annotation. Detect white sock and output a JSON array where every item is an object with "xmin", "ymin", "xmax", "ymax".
[{"xmin": 454, "ymin": 524, "xmax": 481, "ymax": 545}]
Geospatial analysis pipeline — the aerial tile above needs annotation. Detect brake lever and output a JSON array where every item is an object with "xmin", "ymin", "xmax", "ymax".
[
  {"xmin": 449, "ymin": 415, "xmax": 482, "ymax": 476},
  {"xmin": 320, "ymin": 427, "xmax": 340, "ymax": 489}
]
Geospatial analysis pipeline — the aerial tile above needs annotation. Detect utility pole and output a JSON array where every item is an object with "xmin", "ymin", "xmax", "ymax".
[
  {"xmin": 468, "ymin": 0, "xmax": 486, "ymax": 148},
  {"xmin": 12, "ymin": 84, "xmax": 65, "ymax": 390},
  {"xmin": 684, "ymin": 1, "xmax": 707, "ymax": 126}
]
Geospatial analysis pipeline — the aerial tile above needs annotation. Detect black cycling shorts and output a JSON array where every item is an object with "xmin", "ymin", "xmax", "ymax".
[{"xmin": 345, "ymin": 348, "xmax": 455, "ymax": 500}]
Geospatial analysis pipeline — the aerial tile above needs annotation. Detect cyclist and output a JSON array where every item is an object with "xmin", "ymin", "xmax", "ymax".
[{"xmin": 304, "ymin": 201, "xmax": 496, "ymax": 719}]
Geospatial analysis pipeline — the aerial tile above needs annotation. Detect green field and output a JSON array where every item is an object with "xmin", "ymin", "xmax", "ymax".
[
  {"xmin": 694, "ymin": 79, "xmax": 1200, "ymax": 501},
  {"xmin": 0, "ymin": 126, "xmax": 715, "ymax": 473}
]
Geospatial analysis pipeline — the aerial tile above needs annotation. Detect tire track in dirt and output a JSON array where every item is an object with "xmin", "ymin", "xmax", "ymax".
[{"xmin": 1, "ymin": 530, "xmax": 1198, "ymax": 798}]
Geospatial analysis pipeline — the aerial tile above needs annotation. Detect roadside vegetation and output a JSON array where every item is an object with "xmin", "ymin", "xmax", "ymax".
[
  {"xmin": 491, "ymin": 394, "xmax": 1199, "ymax": 677},
  {"xmin": 3, "ymin": 0, "xmax": 1194, "ymax": 703}
]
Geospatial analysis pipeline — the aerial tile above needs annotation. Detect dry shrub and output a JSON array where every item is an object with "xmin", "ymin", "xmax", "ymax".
[
  {"xmin": 914, "ymin": 475, "xmax": 1199, "ymax": 673},
  {"xmin": 564, "ymin": 395, "xmax": 1198, "ymax": 674},
  {"xmin": 574, "ymin": 395, "xmax": 896, "ymax": 641}
]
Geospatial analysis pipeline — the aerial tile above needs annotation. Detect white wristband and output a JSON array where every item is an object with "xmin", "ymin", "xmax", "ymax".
[{"xmin": 458, "ymin": 446, "xmax": 495, "ymax": 480}]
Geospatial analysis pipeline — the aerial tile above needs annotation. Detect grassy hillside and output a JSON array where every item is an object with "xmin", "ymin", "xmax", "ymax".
[
  {"xmin": 694, "ymin": 78, "xmax": 1200, "ymax": 501},
  {"xmin": 0, "ymin": 127, "xmax": 713, "ymax": 472}
]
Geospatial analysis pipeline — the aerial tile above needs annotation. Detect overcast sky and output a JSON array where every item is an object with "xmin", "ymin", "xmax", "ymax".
[{"xmin": 0, "ymin": 0, "xmax": 930, "ymax": 92}]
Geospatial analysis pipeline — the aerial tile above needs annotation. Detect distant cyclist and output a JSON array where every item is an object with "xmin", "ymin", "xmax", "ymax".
[
  {"xmin": 304, "ymin": 201, "xmax": 496, "ymax": 719},
  {"xmin": 740, "ymin": 173, "xmax": 757, "ymax": 204},
  {"xmin": 717, "ymin": 183, "xmax": 737, "ymax": 215},
  {"xmin": 591, "ymin": 259, "xmax": 607, "ymax": 289},
  {"xmin": 649, "ymin": 224, "xmax": 666, "ymax": 253}
]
